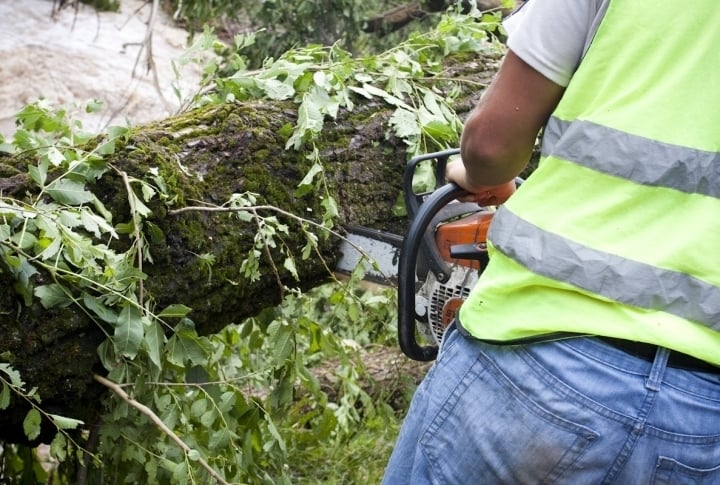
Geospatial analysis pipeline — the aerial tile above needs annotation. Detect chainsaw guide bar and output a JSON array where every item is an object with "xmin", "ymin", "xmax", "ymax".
[{"xmin": 336, "ymin": 224, "xmax": 403, "ymax": 284}]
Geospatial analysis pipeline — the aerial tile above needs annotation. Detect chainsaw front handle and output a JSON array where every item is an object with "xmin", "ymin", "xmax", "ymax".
[
  {"xmin": 398, "ymin": 182, "xmax": 468, "ymax": 361},
  {"xmin": 403, "ymin": 149, "xmax": 465, "ymax": 283},
  {"xmin": 403, "ymin": 148, "xmax": 459, "ymax": 219}
]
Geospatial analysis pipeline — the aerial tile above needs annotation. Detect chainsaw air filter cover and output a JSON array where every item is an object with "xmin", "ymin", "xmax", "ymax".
[{"xmin": 416, "ymin": 265, "xmax": 479, "ymax": 346}]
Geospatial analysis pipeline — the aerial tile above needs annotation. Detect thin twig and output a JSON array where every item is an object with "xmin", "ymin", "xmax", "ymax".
[
  {"xmin": 170, "ymin": 204, "xmax": 338, "ymax": 236},
  {"xmin": 94, "ymin": 374, "xmax": 230, "ymax": 485},
  {"xmin": 146, "ymin": 0, "xmax": 173, "ymax": 112},
  {"xmin": 77, "ymin": 415, "xmax": 102, "ymax": 485},
  {"xmin": 129, "ymin": 0, "xmax": 173, "ymax": 112},
  {"xmin": 119, "ymin": 170, "xmax": 144, "ymax": 306}
]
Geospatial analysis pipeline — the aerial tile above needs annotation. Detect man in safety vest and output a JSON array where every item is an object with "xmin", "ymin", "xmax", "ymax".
[{"xmin": 383, "ymin": 0, "xmax": 720, "ymax": 483}]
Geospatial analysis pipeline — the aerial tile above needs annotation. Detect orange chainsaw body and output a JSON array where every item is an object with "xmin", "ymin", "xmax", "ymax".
[
  {"xmin": 434, "ymin": 211, "xmax": 494, "ymax": 270},
  {"xmin": 429, "ymin": 210, "xmax": 494, "ymax": 330}
]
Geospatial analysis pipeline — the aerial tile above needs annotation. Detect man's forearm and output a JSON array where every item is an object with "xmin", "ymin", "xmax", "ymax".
[{"xmin": 459, "ymin": 50, "xmax": 565, "ymax": 187}]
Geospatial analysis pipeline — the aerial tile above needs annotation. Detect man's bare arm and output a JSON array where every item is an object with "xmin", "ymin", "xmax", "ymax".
[{"xmin": 449, "ymin": 49, "xmax": 566, "ymax": 196}]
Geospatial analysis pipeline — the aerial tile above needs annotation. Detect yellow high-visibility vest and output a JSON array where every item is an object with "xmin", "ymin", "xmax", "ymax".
[{"xmin": 458, "ymin": 0, "xmax": 720, "ymax": 365}]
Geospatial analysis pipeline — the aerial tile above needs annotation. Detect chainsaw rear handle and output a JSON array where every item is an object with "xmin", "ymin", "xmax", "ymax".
[{"xmin": 398, "ymin": 182, "xmax": 468, "ymax": 361}]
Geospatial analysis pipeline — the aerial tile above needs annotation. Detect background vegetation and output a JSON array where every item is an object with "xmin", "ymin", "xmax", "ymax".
[
  {"xmin": 164, "ymin": 0, "xmax": 439, "ymax": 63},
  {"xmin": 1, "ymin": 0, "xmax": 511, "ymax": 482}
]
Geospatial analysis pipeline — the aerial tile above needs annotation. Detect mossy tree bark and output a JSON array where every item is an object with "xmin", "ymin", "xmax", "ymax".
[{"xmin": 0, "ymin": 52, "xmax": 501, "ymax": 443}]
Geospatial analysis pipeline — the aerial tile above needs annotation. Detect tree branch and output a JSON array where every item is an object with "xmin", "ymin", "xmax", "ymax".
[{"xmin": 93, "ymin": 374, "xmax": 230, "ymax": 485}]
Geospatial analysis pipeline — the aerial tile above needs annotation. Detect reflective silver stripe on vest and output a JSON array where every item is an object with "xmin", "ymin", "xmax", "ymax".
[
  {"xmin": 489, "ymin": 206, "xmax": 720, "ymax": 330},
  {"xmin": 543, "ymin": 117, "xmax": 720, "ymax": 198}
]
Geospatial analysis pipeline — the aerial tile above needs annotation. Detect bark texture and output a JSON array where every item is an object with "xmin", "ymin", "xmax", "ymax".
[{"xmin": 0, "ymin": 52, "xmax": 501, "ymax": 443}]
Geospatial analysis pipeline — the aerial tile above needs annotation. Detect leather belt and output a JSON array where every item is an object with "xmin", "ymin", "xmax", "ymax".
[{"xmin": 599, "ymin": 337, "xmax": 720, "ymax": 374}]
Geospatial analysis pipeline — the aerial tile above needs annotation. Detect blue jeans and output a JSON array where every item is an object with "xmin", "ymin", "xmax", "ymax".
[{"xmin": 382, "ymin": 325, "xmax": 720, "ymax": 484}]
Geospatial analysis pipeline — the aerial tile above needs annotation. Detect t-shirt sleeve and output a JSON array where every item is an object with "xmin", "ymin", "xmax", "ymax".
[{"xmin": 503, "ymin": 0, "xmax": 608, "ymax": 87}]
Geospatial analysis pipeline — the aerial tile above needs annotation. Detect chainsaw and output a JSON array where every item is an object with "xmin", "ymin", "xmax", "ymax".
[{"xmin": 337, "ymin": 148, "xmax": 501, "ymax": 362}]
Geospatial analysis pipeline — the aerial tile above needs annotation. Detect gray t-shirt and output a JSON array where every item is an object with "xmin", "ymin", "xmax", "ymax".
[{"xmin": 503, "ymin": 0, "xmax": 610, "ymax": 87}]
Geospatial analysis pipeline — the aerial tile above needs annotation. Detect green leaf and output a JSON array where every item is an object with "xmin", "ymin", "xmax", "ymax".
[
  {"xmin": 50, "ymin": 432, "xmax": 68, "ymax": 461},
  {"xmin": 260, "ymin": 78, "xmax": 295, "ymax": 100},
  {"xmin": 80, "ymin": 209, "xmax": 117, "ymax": 238},
  {"xmin": 128, "ymin": 191, "xmax": 152, "ymax": 217},
  {"xmin": 12, "ymin": 258, "xmax": 37, "ymax": 305},
  {"xmin": 295, "ymin": 161, "xmax": 323, "ymax": 196},
  {"xmin": 283, "ymin": 257, "xmax": 298, "ymax": 280},
  {"xmin": 97, "ymin": 339, "xmax": 118, "ymax": 372},
  {"xmin": 0, "ymin": 142, "xmax": 17, "ymax": 154},
  {"xmin": 312, "ymin": 70, "xmax": 327, "ymax": 88},
  {"xmin": 200, "ymin": 409, "xmax": 216, "ymax": 428},
  {"xmin": 277, "ymin": 122, "xmax": 294, "ymax": 138},
  {"xmin": 11, "ymin": 231, "xmax": 37, "ymax": 250},
  {"xmin": 144, "ymin": 221, "xmax": 165, "ymax": 244},
  {"xmin": 45, "ymin": 146, "xmax": 66, "ymax": 166},
  {"xmin": 0, "ymin": 223, "xmax": 11, "ymax": 241},
  {"xmin": 96, "ymin": 139, "xmax": 115, "ymax": 156},
  {"xmin": 301, "ymin": 232, "xmax": 318, "ymax": 259},
  {"xmin": 83, "ymin": 293, "xmax": 118, "ymax": 324},
  {"xmin": 422, "ymin": 120, "xmax": 458, "ymax": 144},
  {"xmin": 347, "ymin": 85, "xmax": 372, "ymax": 99},
  {"xmin": 48, "ymin": 413, "xmax": 83, "ymax": 430},
  {"xmin": 209, "ymin": 428, "xmax": 232, "ymax": 451},
  {"xmin": 141, "ymin": 182, "xmax": 156, "ymax": 202},
  {"xmin": 0, "ymin": 363, "xmax": 24, "ymax": 388},
  {"xmin": 286, "ymin": 92, "xmax": 324, "ymax": 149},
  {"xmin": 114, "ymin": 305, "xmax": 144, "ymax": 359},
  {"xmin": 264, "ymin": 414, "xmax": 287, "ymax": 453},
  {"xmin": 114, "ymin": 221, "xmax": 136, "ymax": 235},
  {"xmin": 360, "ymin": 83, "xmax": 411, "ymax": 109},
  {"xmin": 36, "ymin": 233, "xmax": 62, "ymax": 261},
  {"xmin": 308, "ymin": 85, "xmax": 339, "ymax": 118},
  {"xmin": 321, "ymin": 196, "xmax": 339, "ymax": 222},
  {"xmin": 0, "ymin": 383, "xmax": 10, "ymax": 410},
  {"xmin": 85, "ymin": 99, "xmax": 104, "ymax": 113},
  {"xmin": 107, "ymin": 124, "xmax": 129, "ymax": 140},
  {"xmin": 23, "ymin": 408, "xmax": 42, "ymax": 440},
  {"xmin": 190, "ymin": 398, "xmax": 208, "ymax": 418},
  {"xmin": 388, "ymin": 108, "xmax": 420, "ymax": 138},
  {"xmin": 165, "ymin": 322, "xmax": 208, "ymax": 367},
  {"xmin": 218, "ymin": 391, "xmax": 236, "ymax": 413},
  {"xmin": 91, "ymin": 195, "xmax": 114, "ymax": 222},
  {"xmin": 172, "ymin": 460, "xmax": 188, "ymax": 483},
  {"xmin": 46, "ymin": 178, "xmax": 94, "ymax": 205},
  {"xmin": 267, "ymin": 321, "xmax": 294, "ymax": 366},
  {"xmin": 28, "ymin": 160, "xmax": 48, "ymax": 187},
  {"xmin": 158, "ymin": 304, "xmax": 192, "ymax": 318},
  {"xmin": 58, "ymin": 209, "xmax": 82, "ymax": 228},
  {"xmin": 35, "ymin": 284, "xmax": 72, "ymax": 309},
  {"xmin": 143, "ymin": 320, "xmax": 165, "ymax": 370}
]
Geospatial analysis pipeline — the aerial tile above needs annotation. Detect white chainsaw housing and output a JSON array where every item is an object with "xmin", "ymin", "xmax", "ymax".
[{"xmin": 415, "ymin": 265, "xmax": 478, "ymax": 346}]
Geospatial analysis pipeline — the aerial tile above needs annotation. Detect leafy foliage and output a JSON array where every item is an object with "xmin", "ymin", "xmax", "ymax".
[
  {"xmin": 0, "ymin": 3, "xmax": 506, "ymax": 483},
  {"xmin": 193, "ymin": 5, "xmax": 504, "ymax": 156}
]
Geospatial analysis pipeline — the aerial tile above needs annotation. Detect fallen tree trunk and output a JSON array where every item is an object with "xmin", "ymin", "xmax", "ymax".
[
  {"xmin": 363, "ymin": 0, "xmax": 520, "ymax": 35},
  {"xmin": 0, "ymin": 52, "xmax": 502, "ymax": 443}
]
